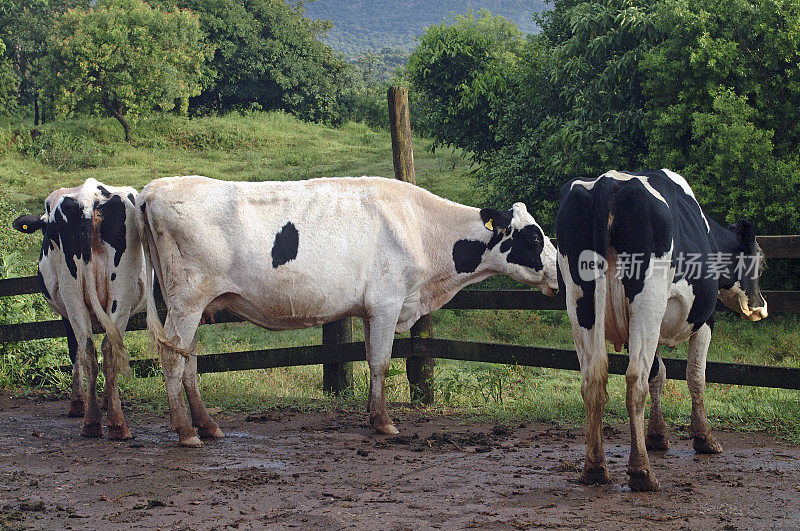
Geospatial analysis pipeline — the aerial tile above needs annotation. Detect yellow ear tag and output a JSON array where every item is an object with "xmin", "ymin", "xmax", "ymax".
[
  {"xmin": 484, "ymin": 219, "xmax": 493, "ymax": 231},
  {"xmin": 22, "ymin": 225, "xmax": 27, "ymax": 230}
]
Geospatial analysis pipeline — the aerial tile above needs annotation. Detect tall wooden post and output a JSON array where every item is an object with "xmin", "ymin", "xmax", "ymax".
[
  {"xmin": 322, "ymin": 319, "xmax": 353, "ymax": 394},
  {"xmin": 388, "ymin": 86, "xmax": 435, "ymax": 405}
]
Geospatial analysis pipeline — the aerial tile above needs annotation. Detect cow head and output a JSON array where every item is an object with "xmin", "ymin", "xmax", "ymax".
[
  {"xmin": 12, "ymin": 214, "xmax": 45, "ymax": 234},
  {"xmin": 717, "ymin": 220, "xmax": 768, "ymax": 321},
  {"xmin": 479, "ymin": 203, "xmax": 558, "ymax": 296}
]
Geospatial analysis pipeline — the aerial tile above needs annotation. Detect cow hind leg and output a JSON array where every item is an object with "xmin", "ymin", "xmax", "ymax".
[
  {"xmin": 102, "ymin": 336, "xmax": 131, "ymax": 440},
  {"xmin": 183, "ymin": 354, "xmax": 223, "ymax": 439},
  {"xmin": 80, "ymin": 337, "xmax": 103, "ymax": 438},
  {"xmin": 64, "ymin": 319, "xmax": 85, "ymax": 417},
  {"xmin": 160, "ymin": 311, "xmax": 203, "ymax": 447},
  {"xmin": 645, "ymin": 354, "xmax": 669, "ymax": 451},
  {"xmin": 365, "ymin": 313, "xmax": 400, "ymax": 435},
  {"xmin": 577, "ymin": 327, "xmax": 610, "ymax": 485},
  {"xmin": 687, "ymin": 324, "xmax": 723, "ymax": 454}
]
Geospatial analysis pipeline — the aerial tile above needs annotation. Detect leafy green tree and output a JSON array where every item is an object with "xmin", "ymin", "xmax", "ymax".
[
  {"xmin": 0, "ymin": 40, "xmax": 18, "ymax": 114},
  {"xmin": 43, "ymin": 0, "xmax": 208, "ymax": 141},
  {"xmin": 406, "ymin": 10, "xmax": 526, "ymax": 158},
  {"xmin": 642, "ymin": 0, "xmax": 800, "ymax": 231},
  {"xmin": 153, "ymin": 0, "xmax": 348, "ymax": 122}
]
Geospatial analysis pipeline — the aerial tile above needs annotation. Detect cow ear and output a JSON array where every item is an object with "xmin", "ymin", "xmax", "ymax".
[
  {"xmin": 12, "ymin": 214, "xmax": 44, "ymax": 233},
  {"xmin": 480, "ymin": 208, "xmax": 511, "ymax": 232},
  {"xmin": 729, "ymin": 219, "xmax": 756, "ymax": 246}
]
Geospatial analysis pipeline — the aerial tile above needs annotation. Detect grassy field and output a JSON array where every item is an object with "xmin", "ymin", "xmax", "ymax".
[{"xmin": 2, "ymin": 112, "xmax": 799, "ymax": 443}]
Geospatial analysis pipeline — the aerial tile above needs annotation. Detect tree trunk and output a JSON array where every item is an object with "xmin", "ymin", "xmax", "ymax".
[
  {"xmin": 108, "ymin": 106, "xmax": 131, "ymax": 142},
  {"xmin": 34, "ymin": 92, "xmax": 40, "ymax": 126}
]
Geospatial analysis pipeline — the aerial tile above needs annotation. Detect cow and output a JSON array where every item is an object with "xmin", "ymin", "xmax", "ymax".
[
  {"xmin": 136, "ymin": 175, "xmax": 559, "ymax": 447},
  {"xmin": 12, "ymin": 178, "xmax": 146, "ymax": 440},
  {"xmin": 556, "ymin": 169, "xmax": 767, "ymax": 491}
]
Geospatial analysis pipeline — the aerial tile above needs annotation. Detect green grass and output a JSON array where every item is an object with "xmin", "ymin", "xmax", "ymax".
[{"xmin": 2, "ymin": 112, "xmax": 799, "ymax": 444}]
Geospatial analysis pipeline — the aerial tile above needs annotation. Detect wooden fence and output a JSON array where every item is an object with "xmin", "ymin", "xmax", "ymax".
[{"xmin": 3, "ymin": 86, "xmax": 800, "ymax": 399}]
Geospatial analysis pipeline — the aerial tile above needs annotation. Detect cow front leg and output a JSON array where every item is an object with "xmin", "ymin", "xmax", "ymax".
[
  {"xmin": 645, "ymin": 354, "xmax": 669, "ymax": 451},
  {"xmin": 101, "ymin": 337, "xmax": 131, "ymax": 440},
  {"xmin": 64, "ymin": 319, "xmax": 85, "ymax": 417},
  {"xmin": 81, "ymin": 337, "xmax": 103, "ymax": 438},
  {"xmin": 687, "ymin": 324, "xmax": 722, "ymax": 454},
  {"xmin": 365, "ymin": 314, "xmax": 399, "ymax": 435},
  {"xmin": 182, "ymin": 354, "xmax": 223, "ymax": 439}
]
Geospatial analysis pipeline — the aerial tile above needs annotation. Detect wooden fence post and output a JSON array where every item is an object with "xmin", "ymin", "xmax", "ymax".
[
  {"xmin": 388, "ymin": 85, "xmax": 435, "ymax": 405},
  {"xmin": 322, "ymin": 318, "xmax": 354, "ymax": 394}
]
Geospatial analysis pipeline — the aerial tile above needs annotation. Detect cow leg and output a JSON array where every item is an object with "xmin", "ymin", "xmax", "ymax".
[
  {"xmin": 364, "ymin": 313, "xmax": 400, "ymax": 435},
  {"xmin": 363, "ymin": 318, "xmax": 372, "ymax": 413},
  {"xmin": 160, "ymin": 311, "xmax": 202, "ymax": 447},
  {"xmin": 687, "ymin": 324, "xmax": 722, "ymax": 454},
  {"xmin": 80, "ymin": 336, "xmax": 103, "ymax": 438},
  {"xmin": 101, "ymin": 336, "xmax": 131, "ymax": 440},
  {"xmin": 183, "ymin": 354, "xmax": 224, "ymax": 439},
  {"xmin": 645, "ymin": 354, "xmax": 669, "ymax": 451},
  {"xmin": 64, "ymin": 319, "xmax": 86, "ymax": 417},
  {"xmin": 574, "ymin": 326, "xmax": 610, "ymax": 485},
  {"xmin": 625, "ymin": 279, "xmax": 669, "ymax": 492}
]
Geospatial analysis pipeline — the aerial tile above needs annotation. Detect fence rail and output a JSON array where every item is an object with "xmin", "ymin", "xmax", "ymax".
[{"xmin": 2, "ymin": 233, "xmax": 800, "ymax": 393}]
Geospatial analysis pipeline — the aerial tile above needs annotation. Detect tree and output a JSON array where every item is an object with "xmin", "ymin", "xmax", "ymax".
[
  {"xmin": 0, "ymin": 40, "xmax": 18, "ymax": 114},
  {"xmin": 43, "ymin": 0, "xmax": 209, "ymax": 141},
  {"xmin": 153, "ymin": 0, "xmax": 348, "ymax": 122},
  {"xmin": 406, "ymin": 10, "xmax": 525, "ymax": 159}
]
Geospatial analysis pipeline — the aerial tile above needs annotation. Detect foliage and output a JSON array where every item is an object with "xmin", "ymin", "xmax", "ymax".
[
  {"xmin": 410, "ymin": 0, "xmax": 800, "ymax": 235},
  {"xmin": 149, "ymin": 0, "xmax": 348, "ymax": 123},
  {"xmin": 642, "ymin": 0, "xmax": 800, "ymax": 232},
  {"xmin": 0, "ymin": 40, "xmax": 17, "ymax": 114},
  {"xmin": 42, "ymin": 0, "xmax": 209, "ymax": 141},
  {"xmin": 406, "ymin": 10, "xmax": 526, "ymax": 158}
]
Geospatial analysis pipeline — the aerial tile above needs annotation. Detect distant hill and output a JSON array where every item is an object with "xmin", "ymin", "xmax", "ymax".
[{"xmin": 302, "ymin": 0, "xmax": 549, "ymax": 56}]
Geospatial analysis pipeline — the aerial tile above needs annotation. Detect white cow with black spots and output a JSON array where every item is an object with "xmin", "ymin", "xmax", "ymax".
[
  {"xmin": 13, "ymin": 179, "xmax": 146, "ymax": 439},
  {"xmin": 556, "ymin": 169, "xmax": 767, "ymax": 491},
  {"xmin": 136, "ymin": 175, "xmax": 558, "ymax": 447}
]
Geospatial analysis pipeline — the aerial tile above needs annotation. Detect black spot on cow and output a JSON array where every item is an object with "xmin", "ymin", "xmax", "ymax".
[
  {"xmin": 63, "ymin": 319, "xmax": 78, "ymax": 364},
  {"xmin": 127, "ymin": 193, "xmax": 135, "ymax": 205},
  {"xmin": 53, "ymin": 196, "xmax": 92, "ymax": 279},
  {"xmin": 452, "ymin": 239, "xmax": 487, "ymax": 274},
  {"xmin": 506, "ymin": 225, "xmax": 545, "ymax": 271},
  {"xmin": 111, "ymin": 273, "xmax": 116, "ymax": 281},
  {"xmin": 36, "ymin": 268, "xmax": 51, "ymax": 300},
  {"xmin": 97, "ymin": 185, "xmax": 111, "ymax": 198},
  {"xmin": 111, "ymin": 300, "xmax": 117, "ymax": 313},
  {"xmin": 46, "ymin": 202, "xmax": 51, "ymax": 216},
  {"xmin": 139, "ymin": 201, "xmax": 146, "ymax": 213},
  {"xmin": 272, "ymin": 222, "xmax": 299, "ymax": 268},
  {"xmin": 499, "ymin": 239, "xmax": 512, "ymax": 253},
  {"xmin": 96, "ymin": 195, "xmax": 128, "ymax": 267}
]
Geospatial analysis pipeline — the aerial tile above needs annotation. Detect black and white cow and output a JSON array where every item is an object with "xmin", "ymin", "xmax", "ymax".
[
  {"xmin": 136, "ymin": 175, "xmax": 558, "ymax": 447},
  {"xmin": 556, "ymin": 169, "xmax": 767, "ymax": 491},
  {"xmin": 13, "ymin": 179, "xmax": 145, "ymax": 439}
]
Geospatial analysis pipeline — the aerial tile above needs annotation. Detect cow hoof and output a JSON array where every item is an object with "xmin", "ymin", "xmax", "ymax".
[
  {"xmin": 645, "ymin": 433, "xmax": 670, "ymax": 451},
  {"xmin": 81, "ymin": 423, "xmax": 103, "ymax": 438},
  {"xmin": 67, "ymin": 401, "xmax": 85, "ymax": 417},
  {"xmin": 180, "ymin": 435, "xmax": 203, "ymax": 448},
  {"xmin": 197, "ymin": 425, "xmax": 225, "ymax": 439},
  {"xmin": 375, "ymin": 424, "xmax": 400, "ymax": 436},
  {"xmin": 693, "ymin": 434, "xmax": 723, "ymax": 454},
  {"xmin": 108, "ymin": 424, "xmax": 132, "ymax": 440},
  {"xmin": 579, "ymin": 466, "xmax": 610, "ymax": 485},
  {"xmin": 628, "ymin": 469, "xmax": 661, "ymax": 492}
]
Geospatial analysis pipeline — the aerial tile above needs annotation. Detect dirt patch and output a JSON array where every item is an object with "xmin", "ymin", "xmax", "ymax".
[{"xmin": 1, "ymin": 397, "xmax": 799, "ymax": 529}]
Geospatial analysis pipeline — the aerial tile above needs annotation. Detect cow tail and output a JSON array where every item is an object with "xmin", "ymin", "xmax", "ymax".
[
  {"xmin": 588, "ymin": 197, "xmax": 611, "ymax": 404},
  {"xmin": 79, "ymin": 258, "xmax": 130, "ymax": 377},
  {"xmin": 135, "ymin": 195, "xmax": 190, "ymax": 362}
]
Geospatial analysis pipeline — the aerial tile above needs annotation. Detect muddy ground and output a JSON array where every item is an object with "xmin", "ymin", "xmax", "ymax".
[{"xmin": 0, "ymin": 397, "xmax": 799, "ymax": 530}]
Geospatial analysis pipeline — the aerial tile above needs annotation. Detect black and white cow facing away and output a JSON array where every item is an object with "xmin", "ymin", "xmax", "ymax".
[
  {"xmin": 137, "ymin": 175, "xmax": 558, "ymax": 447},
  {"xmin": 13, "ymin": 179, "xmax": 145, "ymax": 439},
  {"xmin": 556, "ymin": 169, "xmax": 767, "ymax": 491}
]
